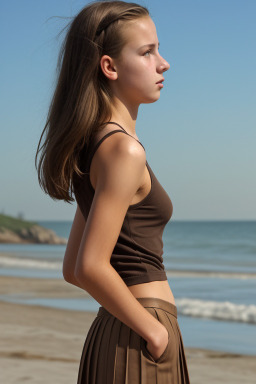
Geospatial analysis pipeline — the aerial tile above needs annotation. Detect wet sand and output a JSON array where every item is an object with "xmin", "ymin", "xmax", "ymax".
[{"xmin": 0, "ymin": 276, "xmax": 255, "ymax": 383}]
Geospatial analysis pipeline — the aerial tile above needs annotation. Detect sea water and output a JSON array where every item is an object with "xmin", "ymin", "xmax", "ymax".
[{"xmin": 0, "ymin": 220, "xmax": 255, "ymax": 355}]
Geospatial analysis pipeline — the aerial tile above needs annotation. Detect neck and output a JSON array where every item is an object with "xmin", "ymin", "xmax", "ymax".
[{"xmin": 109, "ymin": 96, "xmax": 139, "ymax": 136}]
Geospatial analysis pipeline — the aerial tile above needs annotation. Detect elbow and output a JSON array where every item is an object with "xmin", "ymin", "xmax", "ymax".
[
  {"xmin": 74, "ymin": 263, "xmax": 89, "ymax": 285},
  {"xmin": 62, "ymin": 270, "xmax": 73, "ymax": 284},
  {"xmin": 74, "ymin": 261, "xmax": 100, "ymax": 286},
  {"xmin": 62, "ymin": 264, "xmax": 77, "ymax": 285}
]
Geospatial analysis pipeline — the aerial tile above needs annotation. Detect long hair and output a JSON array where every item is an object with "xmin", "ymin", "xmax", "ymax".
[{"xmin": 35, "ymin": 0, "xmax": 149, "ymax": 203}]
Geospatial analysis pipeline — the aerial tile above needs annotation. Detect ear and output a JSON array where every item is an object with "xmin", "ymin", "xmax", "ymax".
[{"xmin": 100, "ymin": 55, "xmax": 118, "ymax": 81}]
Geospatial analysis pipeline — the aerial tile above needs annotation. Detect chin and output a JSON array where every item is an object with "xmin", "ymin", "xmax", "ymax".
[{"xmin": 143, "ymin": 95, "xmax": 161, "ymax": 104}]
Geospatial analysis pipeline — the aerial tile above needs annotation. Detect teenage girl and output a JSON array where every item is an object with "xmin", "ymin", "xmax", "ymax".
[{"xmin": 35, "ymin": 1, "xmax": 190, "ymax": 383}]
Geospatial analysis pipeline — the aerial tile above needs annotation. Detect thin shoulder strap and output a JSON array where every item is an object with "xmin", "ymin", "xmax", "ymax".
[
  {"xmin": 89, "ymin": 129, "xmax": 126, "ymax": 161},
  {"xmin": 100, "ymin": 121, "xmax": 145, "ymax": 150},
  {"xmin": 87, "ymin": 129, "xmax": 141, "ymax": 168}
]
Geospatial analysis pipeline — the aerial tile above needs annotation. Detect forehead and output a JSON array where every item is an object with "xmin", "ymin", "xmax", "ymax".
[{"xmin": 121, "ymin": 16, "xmax": 158, "ymax": 49}]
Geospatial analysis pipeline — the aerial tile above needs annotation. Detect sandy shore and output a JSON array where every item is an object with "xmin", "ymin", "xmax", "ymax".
[{"xmin": 0, "ymin": 276, "xmax": 255, "ymax": 384}]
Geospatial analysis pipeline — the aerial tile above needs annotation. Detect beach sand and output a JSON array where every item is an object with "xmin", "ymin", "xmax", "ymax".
[{"xmin": 0, "ymin": 276, "xmax": 255, "ymax": 384}]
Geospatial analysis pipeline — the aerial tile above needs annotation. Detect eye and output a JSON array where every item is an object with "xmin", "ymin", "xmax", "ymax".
[{"xmin": 143, "ymin": 49, "xmax": 152, "ymax": 56}]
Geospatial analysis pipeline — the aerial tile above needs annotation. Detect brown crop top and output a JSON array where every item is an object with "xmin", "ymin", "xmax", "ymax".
[{"xmin": 73, "ymin": 122, "xmax": 173, "ymax": 286}]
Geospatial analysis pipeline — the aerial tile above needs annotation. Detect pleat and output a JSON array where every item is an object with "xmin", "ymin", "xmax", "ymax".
[
  {"xmin": 90, "ymin": 314, "xmax": 111, "ymax": 383},
  {"xmin": 179, "ymin": 338, "xmax": 185, "ymax": 384},
  {"xmin": 106, "ymin": 316, "xmax": 122, "ymax": 384},
  {"xmin": 113, "ymin": 322, "xmax": 130, "ymax": 383},
  {"xmin": 176, "ymin": 322, "xmax": 190, "ymax": 384},
  {"xmin": 154, "ymin": 308, "xmax": 178, "ymax": 384},
  {"xmin": 171, "ymin": 315, "xmax": 191, "ymax": 384},
  {"xmin": 140, "ymin": 307, "xmax": 157, "ymax": 384},
  {"xmin": 126, "ymin": 326, "xmax": 141, "ymax": 383},
  {"xmin": 85, "ymin": 317, "xmax": 104, "ymax": 383},
  {"xmin": 96, "ymin": 315, "xmax": 116, "ymax": 384},
  {"xmin": 77, "ymin": 315, "xmax": 102, "ymax": 384},
  {"xmin": 124, "ymin": 327, "xmax": 131, "ymax": 384}
]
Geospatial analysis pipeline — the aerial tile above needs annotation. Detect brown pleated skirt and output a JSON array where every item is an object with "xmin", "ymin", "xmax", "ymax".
[{"xmin": 77, "ymin": 297, "xmax": 190, "ymax": 384}]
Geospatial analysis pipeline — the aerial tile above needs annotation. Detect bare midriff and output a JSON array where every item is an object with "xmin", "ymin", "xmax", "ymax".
[{"xmin": 127, "ymin": 280, "xmax": 176, "ymax": 306}]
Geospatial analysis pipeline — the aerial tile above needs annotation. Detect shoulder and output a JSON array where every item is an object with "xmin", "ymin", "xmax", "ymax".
[
  {"xmin": 94, "ymin": 130, "xmax": 146, "ymax": 172},
  {"xmin": 92, "ymin": 130, "xmax": 146, "ymax": 191}
]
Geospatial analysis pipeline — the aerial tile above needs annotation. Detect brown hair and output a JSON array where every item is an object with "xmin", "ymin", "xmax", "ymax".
[{"xmin": 35, "ymin": 0, "xmax": 149, "ymax": 203}]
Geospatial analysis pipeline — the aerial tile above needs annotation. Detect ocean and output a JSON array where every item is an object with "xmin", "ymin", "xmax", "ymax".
[{"xmin": 0, "ymin": 220, "xmax": 255, "ymax": 356}]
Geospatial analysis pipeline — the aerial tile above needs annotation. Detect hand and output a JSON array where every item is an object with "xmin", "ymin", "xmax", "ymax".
[{"xmin": 145, "ymin": 324, "xmax": 169, "ymax": 362}]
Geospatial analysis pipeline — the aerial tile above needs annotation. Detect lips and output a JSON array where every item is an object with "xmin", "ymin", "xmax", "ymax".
[{"xmin": 156, "ymin": 78, "xmax": 164, "ymax": 84}]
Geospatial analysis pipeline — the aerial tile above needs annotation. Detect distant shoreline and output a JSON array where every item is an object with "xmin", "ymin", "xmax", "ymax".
[{"xmin": 0, "ymin": 213, "xmax": 67, "ymax": 245}]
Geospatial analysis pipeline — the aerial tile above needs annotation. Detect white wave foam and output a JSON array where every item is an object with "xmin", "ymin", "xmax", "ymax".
[
  {"xmin": 0, "ymin": 256, "xmax": 62, "ymax": 270},
  {"xmin": 176, "ymin": 298, "xmax": 256, "ymax": 324}
]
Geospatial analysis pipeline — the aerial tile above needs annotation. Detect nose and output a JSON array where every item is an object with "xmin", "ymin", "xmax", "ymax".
[{"xmin": 158, "ymin": 54, "xmax": 170, "ymax": 73}]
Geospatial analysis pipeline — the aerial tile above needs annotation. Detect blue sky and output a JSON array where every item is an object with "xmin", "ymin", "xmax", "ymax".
[{"xmin": 1, "ymin": 0, "xmax": 255, "ymax": 221}]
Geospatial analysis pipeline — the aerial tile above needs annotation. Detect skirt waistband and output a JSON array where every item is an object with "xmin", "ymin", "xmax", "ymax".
[{"xmin": 97, "ymin": 297, "xmax": 177, "ymax": 319}]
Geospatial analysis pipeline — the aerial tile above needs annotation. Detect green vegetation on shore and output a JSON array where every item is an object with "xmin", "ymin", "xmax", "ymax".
[
  {"xmin": 0, "ymin": 214, "xmax": 38, "ymax": 233},
  {"xmin": 0, "ymin": 214, "xmax": 67, "ymax": 244}
]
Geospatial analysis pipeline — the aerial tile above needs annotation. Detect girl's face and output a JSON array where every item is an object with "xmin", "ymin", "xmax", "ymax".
[{"xmin": 113, "ymin": 16, "xmax": 170, "ymax": 105}]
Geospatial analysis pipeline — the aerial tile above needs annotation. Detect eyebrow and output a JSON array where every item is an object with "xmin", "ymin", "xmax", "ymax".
[{"xmin": 139, "ymin": 42, "xmax": 160, "ymax": 49}]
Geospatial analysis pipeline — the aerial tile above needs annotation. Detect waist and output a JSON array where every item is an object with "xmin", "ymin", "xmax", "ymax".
[
  {"xmin": 127, "ymin": 279, "xmax": 176, "ymax": 306},
  {"xmin": 97, "ymin": 296, "xmax": 177, "ymax": 318}
]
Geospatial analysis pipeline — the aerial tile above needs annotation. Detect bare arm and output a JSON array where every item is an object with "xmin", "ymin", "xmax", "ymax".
[
  {"xmin": 73, "ymin": 134, "xmax": 168, "ymax": 348},
  {"xmin": 62, "ymin": 204, "xmax": 86, "ymax": 289}
]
